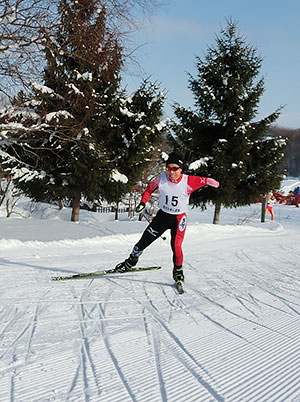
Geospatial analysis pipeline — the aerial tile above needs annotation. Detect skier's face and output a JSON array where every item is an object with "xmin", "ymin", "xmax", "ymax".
[{"xmin": 166, "ymin": 164, "xmax": 182, "ymax": 181}]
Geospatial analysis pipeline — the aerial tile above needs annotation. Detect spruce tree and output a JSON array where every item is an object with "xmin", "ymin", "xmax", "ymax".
[
  {"xmin": 1, "ymin": 1, "xmax": 123, "ymax": 221},
  {"xmin": 169, "ymin": 19, "xmax": 286, "ymax": 223},
  {"xmin": 0, "ymin": 1, "xmax": 165, "ymax": 221},
  {"xmin": 114, "ymin": 80, "xmax": 166, "ymax": 186},
  {"xmin": 100, "ymin": 80, "xmax": 166, "ymax": 218}
]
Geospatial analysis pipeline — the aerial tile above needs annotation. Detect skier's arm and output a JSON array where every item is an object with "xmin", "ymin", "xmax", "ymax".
[
  {"xmin": 140, "ymin": 176, "xmax": 160, "ymax": 203},
  {"xmin": 135, "ymin": 176, "xmax": 160, "ymax": 213},
  {"xmin": 187, "ymin": 176, "xmax": 219, "ymax": 195},
  {"xmin": 206, "ymin": 178, "xmax": 219, "ymax": 188}
]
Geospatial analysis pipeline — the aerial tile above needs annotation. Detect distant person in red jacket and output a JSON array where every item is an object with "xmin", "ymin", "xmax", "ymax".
[
  {"xmin": 265, "ymin": 192, "xmax": 275, "ymax": 220},
  {"xmin": 114, "ymin": 152, "xmax": 219, "ymax": 284}
]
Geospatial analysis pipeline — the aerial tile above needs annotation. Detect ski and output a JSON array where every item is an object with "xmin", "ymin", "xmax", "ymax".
[
  {"xmin": 175, "ymin": 281, "xmax": 184, "ymax": 294},
  {"xmin": 52, "ymin": 266, "xmax": 161, "ymax": 281}
]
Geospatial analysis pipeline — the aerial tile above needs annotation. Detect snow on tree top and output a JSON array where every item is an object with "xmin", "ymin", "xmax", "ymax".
[
  {"xmin": 120, "ymin": 108, "xmax": 135, "ymax": 118},
  {"xmin": 110, "ymin": 169, "xmax": 128, "ymax": 184},
  {"xmin": 31, "ymin": 83, "xmax": 64, "ymax": 100},
  {"xmin": 120, "ymin": 107, "xmax": 145, "ymax": 121},
  {"xmin": 75, "ymin": 71, "xmax": 93, "ymax": 81},
  {"xmin": 161, "ymin": 152, "xmax": 168, "ymax": 161},
  {"xmin": 189, "ymin": 158, "xmax": 212, "ymax": 170},
  {"xmin": 45, "ymin": 111, "xmax": 74, "ymax": 123},
  {"xmin": 0, "ymin": 106, "xmax": 40, "ymax": 122},
  {"xmin": 155, "ymin": 119, "xmax": 169, "ymax": 131},
  {"xmin": 68, "ymin": 83, "xmax": 84, "ymax": 96},
  {"xmin": 31, "ymin": 82, "xmax": 55, "ymax": 94}
]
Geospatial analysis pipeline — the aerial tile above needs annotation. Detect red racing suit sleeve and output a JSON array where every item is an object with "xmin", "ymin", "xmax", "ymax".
[
  {"xmin": 187, "ymin": 176, "xmax": 207, "ymax": 195},
  {"xmin": 140, "ymin": 175, "xmax": 160, "ymax": 204}
]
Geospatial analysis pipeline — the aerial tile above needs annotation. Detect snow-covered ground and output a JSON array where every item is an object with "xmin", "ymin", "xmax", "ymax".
[{"xmin": 0, "ymin": 196, "xmax": 300, "ymax": 401}]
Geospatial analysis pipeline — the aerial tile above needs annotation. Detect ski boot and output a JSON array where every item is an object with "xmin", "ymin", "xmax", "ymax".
[
  {"xmin": 173, "ymin": 266, "xmax": 184, "ymax": 294},
  {"xmin": 173, "ymin": 265, "xmax": 184, "ymax": 282},
  {"xmin": 114, "ymin": 255, "xmax": 138, "ymax": 273}
]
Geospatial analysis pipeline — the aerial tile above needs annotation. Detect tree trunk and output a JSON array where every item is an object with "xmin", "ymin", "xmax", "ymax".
[
  {"xmin": 261, "ymin": 195, "xmax": 267, "ymax": 222},
  {"xmin": 128, "ymin": 194, "xmax": 134, "ymax": 219},
  {"xmin": 71, "ymin": 189, "xmax": 81, "ymax": 222},
  {"xmin": 6, "ymin": 199, "xmax": 12, "ymax": 218},
  {"xmin": 213, "ymin": 202, "xmax": 221, "ymax": 224},
  {"xmin": 114, "ymin": 203, "xmax": 119, "ymax": 221}
]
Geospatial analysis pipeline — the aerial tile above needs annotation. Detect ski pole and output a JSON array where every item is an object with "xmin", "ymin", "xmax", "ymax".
[{"xmin": 141, "ymin": 212, "xmax": 167, "ymax": 241}]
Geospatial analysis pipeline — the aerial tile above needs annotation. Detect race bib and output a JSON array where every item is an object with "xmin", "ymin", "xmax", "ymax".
[{"xmin": 158, "ymin": 173, "xmax": 189, "ymax": 214}]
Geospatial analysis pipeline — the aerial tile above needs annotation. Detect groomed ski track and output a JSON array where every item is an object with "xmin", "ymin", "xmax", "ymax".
[{"xmin": 0, "ymin": 205, "xmax": 299, "ymax": 401}]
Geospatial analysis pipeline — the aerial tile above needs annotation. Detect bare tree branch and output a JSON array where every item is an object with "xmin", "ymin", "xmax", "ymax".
[{"xmin": 0, "ymin": 0, "xmax": 166, "ymax": 100}]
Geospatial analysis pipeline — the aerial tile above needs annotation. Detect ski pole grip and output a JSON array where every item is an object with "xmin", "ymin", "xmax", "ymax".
[{"xmin": 136, "ymin": 202, "xmax": 145, "ymax": 214}]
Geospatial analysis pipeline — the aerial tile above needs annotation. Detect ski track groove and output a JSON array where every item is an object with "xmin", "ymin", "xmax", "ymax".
[
  {"xmin": 214, "ymin": 279, "xmax": 261, "ymax": 319},
  {"xmin": 148, "ymin": 308, "xmax": 225, "ymax": 402},
  {"xmin": 107, "ymin": 277, "xmax": 225, "ymax": 401},
  {"xmin": 0, "ymin": 308, "xmax": 26, "ymax": 342},
  {"xmin": 141, "ymin": 284, "xmax": 210, "ymax": 399},
  {"xmin": 0, "ymin": 293, "xmax": 61, "ymax": 401},
  {"xmin": 257, "ymin": 286, "xmax": 300, "ymax": 315},
  {"xmin": 24, "ymin": 291, "xmax": 49, "ymax": 363},
  {"xmin": 225, "ymin": 352, "xmax": 300, "ymax": 401},
  {"xmin": 97, "ymin": 301, "xmax": 138, "ymax": 402},
  {"xmin": 69, "ymin": 281, "xmax": 102, "ymax": 401},
  {"xmin": 191, "ymin": 288, "xmax": 297, "ymax": 343},
  {"xmin": 182, "ymin": 303, "xmax": 300, "ymax": 401},
  {"xmin": 167, "ymin": 288, "xmax": 300, "ymax": 402},
  {"xmin": 234, "ymin": 295, "xmax": 260, "ymax": 318},
  {"xmin": 102, "ymin": 266, "xmax": 300, "ymax": 401},
  {"xmin": 185, "ymin": 289, "xmax": 267, "ymax": 352},
  {"xmin": 184, "ymin": 313, "xmax": 298, "ymax": 375},
  {"xmin": 143, "ymin": 312, "xmax": 167, "ymax": 401},
  {"xmin": 142, "ymin": 286, "xmax": 169, "ymax": 401},
  {"xmin": 279, "ymin": 244, "xmax": 300, "ymax": 258},
  {"xmin": 158, "ymin": 332, "xmax": 224, "ymax": 402},
  {"xmin": 109, "ymin": 254, "xmax": 298, "ymax": 402},
  {"xmin": 0, "ymin": 321, "xmax": 31, "ymax": 361},
  {"xmin": 24, "ymin": 306, "xmax": 39, "ymax": 363},
  {"xmin": 249, "ymin": 294, "xmax": 296, "ymax": 316},
  {"xmin": 211, "ymin": 320, "xmax": 299, "ymax": 389},
  {"xmin": 9, "ymin": 351, "xmax": 16, "ymax": 402},
  {"xmin": 66, "ymin": 360, "xmax": 81, "ymax": 401}
]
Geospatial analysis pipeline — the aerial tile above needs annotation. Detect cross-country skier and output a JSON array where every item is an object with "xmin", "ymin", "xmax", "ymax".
[
  {"xmin": 114, "ymin": 152, "xmax": 220, "ymax": 284},
  {"xmin": 265, "ymin": 192, "xmax": 275, "ymax": 220}
]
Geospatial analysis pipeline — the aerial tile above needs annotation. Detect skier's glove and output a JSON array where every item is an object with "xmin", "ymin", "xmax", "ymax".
[
  {"xmin": 135, "ymin": 202, "xmax": 145, "ymax": 214},
  {"xmin": 207, "ymin": 178, "xmax": 220, "ymax": 188}
]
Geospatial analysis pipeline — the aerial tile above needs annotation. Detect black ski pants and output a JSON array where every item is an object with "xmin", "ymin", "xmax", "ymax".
[{"xmin": 133, "ymin": 209, "xmax": 187, "ymax": 267}]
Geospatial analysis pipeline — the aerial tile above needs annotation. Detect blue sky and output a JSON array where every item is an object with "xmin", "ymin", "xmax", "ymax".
[{"xmin": 122, "ymin": 0, "xmax": 300, "ymax": 129}]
